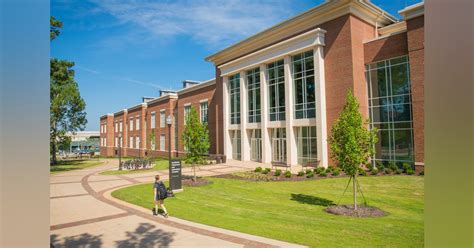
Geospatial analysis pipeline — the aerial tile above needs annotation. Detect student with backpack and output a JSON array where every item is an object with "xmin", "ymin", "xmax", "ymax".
[{"xmin": 153, "ymin": 175, "xmax": 169, "ymax": 218}]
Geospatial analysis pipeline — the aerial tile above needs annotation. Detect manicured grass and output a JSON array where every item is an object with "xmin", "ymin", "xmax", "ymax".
[
  {"xmin": 50, "ymin": 159, "xmax": 104, "ymax": 174},
  {"xmin": 99, "ymin": 159, "xmax": 169, "ymax": 175},
  {"xmin": 112, "ymin": 176, "xmax": 424, "ymax": 247}
]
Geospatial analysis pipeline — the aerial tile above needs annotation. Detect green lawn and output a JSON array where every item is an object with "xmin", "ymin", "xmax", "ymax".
[
  {"xmin": 50, "ymin": 159, "xmax": 104, "ymax": 174},
  {"xmin": 112, "ymin": 175, "xmax": 424, "ymax": 247},
  {"xmin": 99, "ymin": 159, "xmax": 170, "ymax": 175}
]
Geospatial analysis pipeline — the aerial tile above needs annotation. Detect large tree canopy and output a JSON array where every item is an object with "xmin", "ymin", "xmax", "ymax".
[{"xmin": 50, "ymin": 17, "xmax": 87, "ymax": 164}]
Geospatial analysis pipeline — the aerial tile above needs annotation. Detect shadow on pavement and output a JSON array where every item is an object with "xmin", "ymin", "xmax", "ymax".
[{"xmin": 51, "ymin": 222, "xmax": 175, "ymax": 248}]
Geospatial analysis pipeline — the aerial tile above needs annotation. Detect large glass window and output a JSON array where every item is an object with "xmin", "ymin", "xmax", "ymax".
[
  {"xmin": 151, "ymin": 112, "xmax": 156, "ymax": 129},
  {"xmin": 160, "ymin": 111, "xmax": 166, "ymax": 128},
  {"xmin": 231, "ymin": 130, "xmax": 241, "ymax": 160},
  {"xmin": 271, "ymin": 128, "xmax": 287, "ymax": 163},
  {"xmin": 296, "ymin": 126, "xmax": 318, "ymax": 165},
  {"xmin": 250, "ymin": 129, "xmax": 262, "ymax": 162},
  {"xmin": 136, "ymin": 136, "xmax": 140, "ymax": 149},
  {"xmin": 366, "ymin": 56, "xmax": 414, "ymax": 165},
  {"xmin": 292, "ymin": 50, "xmax": 316, "ymax": 119},
  {"xmin": 160, "ymin": 134, "xmax": 166, "ymax": 151},
  {"xmin": 229, "ymin": 74, "xmax": 241, "ymax": 124},
  {"xmin": 184, "ymin": 105, "xmax": 191, "ymax": 125},
  {"xmin": 267, "ymin": 60, "xmax": 285, "ymax": 121},
  {"xmin": 129, "ymin": 118, "xmax": 133, "ymax": 131},
  {"xmin": 247, "ymin": 67, "xmax": 261, "ymax": 123},
  {"xmin": 200, "ymin": 101, "xmax": 208, "ymax": 123}
]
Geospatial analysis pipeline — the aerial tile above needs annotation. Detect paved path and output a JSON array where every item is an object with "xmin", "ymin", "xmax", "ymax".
[{"xmin": 50, "ymin": 160, "xmax": 306, "ymax": 248}]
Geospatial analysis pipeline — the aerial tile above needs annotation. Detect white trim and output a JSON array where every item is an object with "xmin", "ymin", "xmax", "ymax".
[
  {"xmin": 377, "ymin": 21, "xmax": 407, "ymax": 36},
  {"xmin": 199, "ymin": 99, "xmax": 209, "ymax": 103},
  {"xmin": 267, "ymin": 121, "xmax": 286, "ymax": 128},
  {"xmin": 314, "ymin": 46, "xmax": 328, "ymax": 168},
  {"xmin": 228, "ymin": 124, "xmax": 241, "ymax": 130},
  {"xmin": 183, "ymin": 103, "xmax": 191, "ymax": 107},
  {"xmin": 246, "ymin": 123, "xmax": 261, "ymax": 129},
  {"xmin": 399, "ymin": 2, "xmax": 424, "ymax": 20},
  {"xmin": 293, "ymin": 118, "xmax": 317, "ymax": 127},
  {"xmin": 177, "ymin": 79, "xmax": 216, "ymax": 95},
  {"xmin": 365, "ymin": 29, "xmax": 407, "ymax": 44},
  {"xmin": 219, "ymin": 28, "xmax": 326, "ymax": 77}
]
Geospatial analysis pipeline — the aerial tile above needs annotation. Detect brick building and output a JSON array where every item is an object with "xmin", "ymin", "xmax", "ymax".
[{"xmin": 100, "ymin": 0, "xmax": 425, "ymax": 170}]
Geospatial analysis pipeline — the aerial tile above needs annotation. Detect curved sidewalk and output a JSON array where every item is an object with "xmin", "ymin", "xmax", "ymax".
[{"xmin": 50, "ymin": 159, "xmax": 306, "ymax": 248}]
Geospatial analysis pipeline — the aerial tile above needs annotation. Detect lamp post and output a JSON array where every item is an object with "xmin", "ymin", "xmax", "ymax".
[
  {"xmin": 166, "ymin": 115, "xmax": 173, "ymax": 164},
  {"xmin": 118, "ymin": 133, "xmax": 122, "ymax": 170}
]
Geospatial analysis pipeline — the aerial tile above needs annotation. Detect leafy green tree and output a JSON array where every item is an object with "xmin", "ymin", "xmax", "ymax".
[
  {"xmin": 328, "ymin": 90, "xmax": 378, "ymax": 210},
  {"xmin": 148, "ymin": 129, "xmax": 156, "ymax": 151},
  {"xmin": 50, "ymin": 16, "xmax": 63, "ymax": 41},
  {"xmin": 182, "ymin": 107, "xmax": 210, "ymax": 181},
  {"xmin": 50, "ymin": 17, "xmax": 87, "ymax": 164}
]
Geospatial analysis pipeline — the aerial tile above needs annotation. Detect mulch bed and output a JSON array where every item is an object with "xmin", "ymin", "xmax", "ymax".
[
  {"xmin": 181, "ymin": 177, "xmax": 211, "ymax": 187},
  {"xmin": 213, "ymin": 171, "xmax": 348, "ymax": 182},
  {"xmin": 325, "ymin": 204, "xmax": 387, "ymax": 217}
]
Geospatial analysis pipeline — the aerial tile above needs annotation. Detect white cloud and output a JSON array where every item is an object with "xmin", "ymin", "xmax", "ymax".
[{"xmin": 90, "ymin": 0, "xmax": 295, "ymax": 48}]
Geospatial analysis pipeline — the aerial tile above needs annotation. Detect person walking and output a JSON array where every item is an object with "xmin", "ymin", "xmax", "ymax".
[{"xmin": 153, "ymin": 175, "xmax": 169, "ymax": 218}]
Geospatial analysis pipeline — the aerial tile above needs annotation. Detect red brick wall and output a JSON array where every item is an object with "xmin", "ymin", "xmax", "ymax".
[
  {"xmin": 145, "ymin": 98, "xmax": 178, "ymax": 158},
  {"xmin": 364, "ymin": 32, "xmax": 408, "ymax": 63},
  {"xmin": 177, "ymin": 84, "xmax": 216, "ymax": 155},
  {"xmin": 406, "ymin": 16, "xmax": 424, "ymax": 164}
]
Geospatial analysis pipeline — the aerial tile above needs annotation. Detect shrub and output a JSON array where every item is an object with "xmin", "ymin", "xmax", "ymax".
[
  {"xmin": 406, "ymin": 169, "xmax": 415, "ymax": 175},
  {"xmin": 366, "ymin": 162, "xmax": 374, "ymax": 171},
  {"xmin": 284, "ymin": 170, "xmax": 292, "ymax": 178},
  {"xmin": 395, "ymin": 169, "xmax": 403, "ymax": 174},
  {"xmin": 264, "ymin": 168, "xmax": 271, "ymax": 173},
  {"xmin": 419, "ymin": 170, "xmax": 424, "ymax": 176},
  {"xmin": 306, "ymin": 172, "xmax": 314, "ymax": 178},
  {"xmin": 314, "ymin": 167, "xmax": 325, "ymax": 174},
  {"xmin": 376, "ymin": 161, "xmax": 384, "ymax": 170},
  {"xmin": 297, "ymin": 171, "xmax": 305, "ymax": 177},
  {"xmin": 358, "ymin": 168, "xmax": 367, "ymax": 176},
  {"xmin": 262, "ymin": 170, "xmax": 269, "ymax": 175},
  {"xmin": 325, "ymin": 167, "xmax": 333, "ymax": 173},
  {"xmin": 332, "ymin": 168, "xmax": 341, "ymax": 176},
  {"xmin": 305, "ymin": 169, "xmax": 313, "ymax": 174},
  {"xmin": 384, "ymin": 168, "xmax": 392, "ymax": 175},
  {"xmin": 274, "ymin": 169, "xmax": 282, "ymax": 177},
  {"xmin": 254, "ymin": 167, "xmax": 262, "ymax": 173},
  {"xmin": 319, "ymin": 171, "xmax": 327, "ymax": 177},
  {"xmin": 387, "ymin": 161, "xmax": 397, "ymax": 171},
  {"xmin": 402, "ymin": 163, "xmax": 412, "ymax": 173},
  {"xmin": 370, "ymin": 168, "xmax": 378, "ymax": 175}
]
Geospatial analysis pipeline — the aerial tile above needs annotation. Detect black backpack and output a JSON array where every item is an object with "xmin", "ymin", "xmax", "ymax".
[{"xmin": 158, "ymin": 182, "xmax": 168, "ymax": 199}]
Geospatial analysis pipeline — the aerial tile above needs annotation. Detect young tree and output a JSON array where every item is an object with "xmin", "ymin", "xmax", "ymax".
[
  {"xmin": 50, "ymin": 17, "xmax": 87, "ymax": 164},
  {"xmin": 328, "ymin": 90, "xmax": 378, "ymax": 210},
  {"xmin": 182, "ymin": 107, "xmax": 210, "ymax": 181}
]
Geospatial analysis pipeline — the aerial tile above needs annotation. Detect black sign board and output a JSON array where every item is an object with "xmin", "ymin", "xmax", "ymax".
[{"xmin": 169, "ymin": 159, "xmax": 182, "ymax": 190}]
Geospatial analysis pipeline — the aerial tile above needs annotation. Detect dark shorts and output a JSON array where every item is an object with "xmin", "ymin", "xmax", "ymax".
[{"xmin": 155, "ymin": 195, "xmax": 165, "ymax": 201}]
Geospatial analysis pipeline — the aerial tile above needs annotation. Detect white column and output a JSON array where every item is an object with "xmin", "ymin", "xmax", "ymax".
[
  {"xmin": 284, "ymin": 56, "xmax": 298, "ymax": 167},
  {"xmin": 222, "ymin": 76, "xmax": 232, "ymax": 159},
  {"xmin": 314, "ymin": 45, "xmax": 328, "ymax": 168},
  {"xmin": 239, "ymin": 71, "xmax": 250, "ymax": 161},
  {"xmin": 260, "ymin": 64, "xmax": 271, "ymax": 163}
]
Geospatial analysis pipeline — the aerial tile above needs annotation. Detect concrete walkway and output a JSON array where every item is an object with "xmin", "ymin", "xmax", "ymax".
[{"xmin": 50, "ymin": 159, "xmax": 306, "ymax": 248}]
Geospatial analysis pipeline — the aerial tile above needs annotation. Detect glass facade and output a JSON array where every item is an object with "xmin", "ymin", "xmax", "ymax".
[
  {"xmin": 247, "ymin": 67, "xmax": 261, "ymax": 123},
  {"xmin": 366, "ymin": 56, "xmax": 414, "ymax": 165},
  {"xmin": 267, "ymin": 60, "xmax": 286, "ymax": 121},
  {"xmin": 296, "ymin": 126, "xmax": 317, "ymax": 165},
  {"xmin": 292, "ymin": 50, "xmax": 316, "ymax": 119},
  {"xmin": 271, "ymin": 128, "xmax": 287, "ymax": 163},
  {"xmin": 229, "ymin": 73, "xmax": 241, "ymax": 124}
]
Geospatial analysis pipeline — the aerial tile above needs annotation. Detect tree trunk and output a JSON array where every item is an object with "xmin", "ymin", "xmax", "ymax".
[
  {"xmin": 193, "ymin": 164, "xmax": 196, "ymax": 182},
  {"xmin": 353, "ymin": 174, "xmax": 357, "ymax": 211},
  {"xmin": 51, "ymin": 142, "xmax": 57, "ymax": 165}
]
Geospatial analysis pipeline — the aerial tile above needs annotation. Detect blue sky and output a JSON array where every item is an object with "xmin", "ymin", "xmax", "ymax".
[{"xmin": 51, "ymin": 0, "xmax": 421, "ymax": 131}]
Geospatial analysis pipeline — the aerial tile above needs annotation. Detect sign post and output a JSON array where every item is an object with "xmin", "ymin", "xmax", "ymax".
[{"xmin": 169, "ymin": 159, "xmax": 182, "ymax": 192}]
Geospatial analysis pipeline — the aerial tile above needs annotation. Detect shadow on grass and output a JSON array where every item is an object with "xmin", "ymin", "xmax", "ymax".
[
  {"xmin": 290, "ymin": 193, "xmax": 335, "ymax": 206},
  {"xmin": 50, "ymin": 223, "xmax": 175, "ymax": 248}
]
